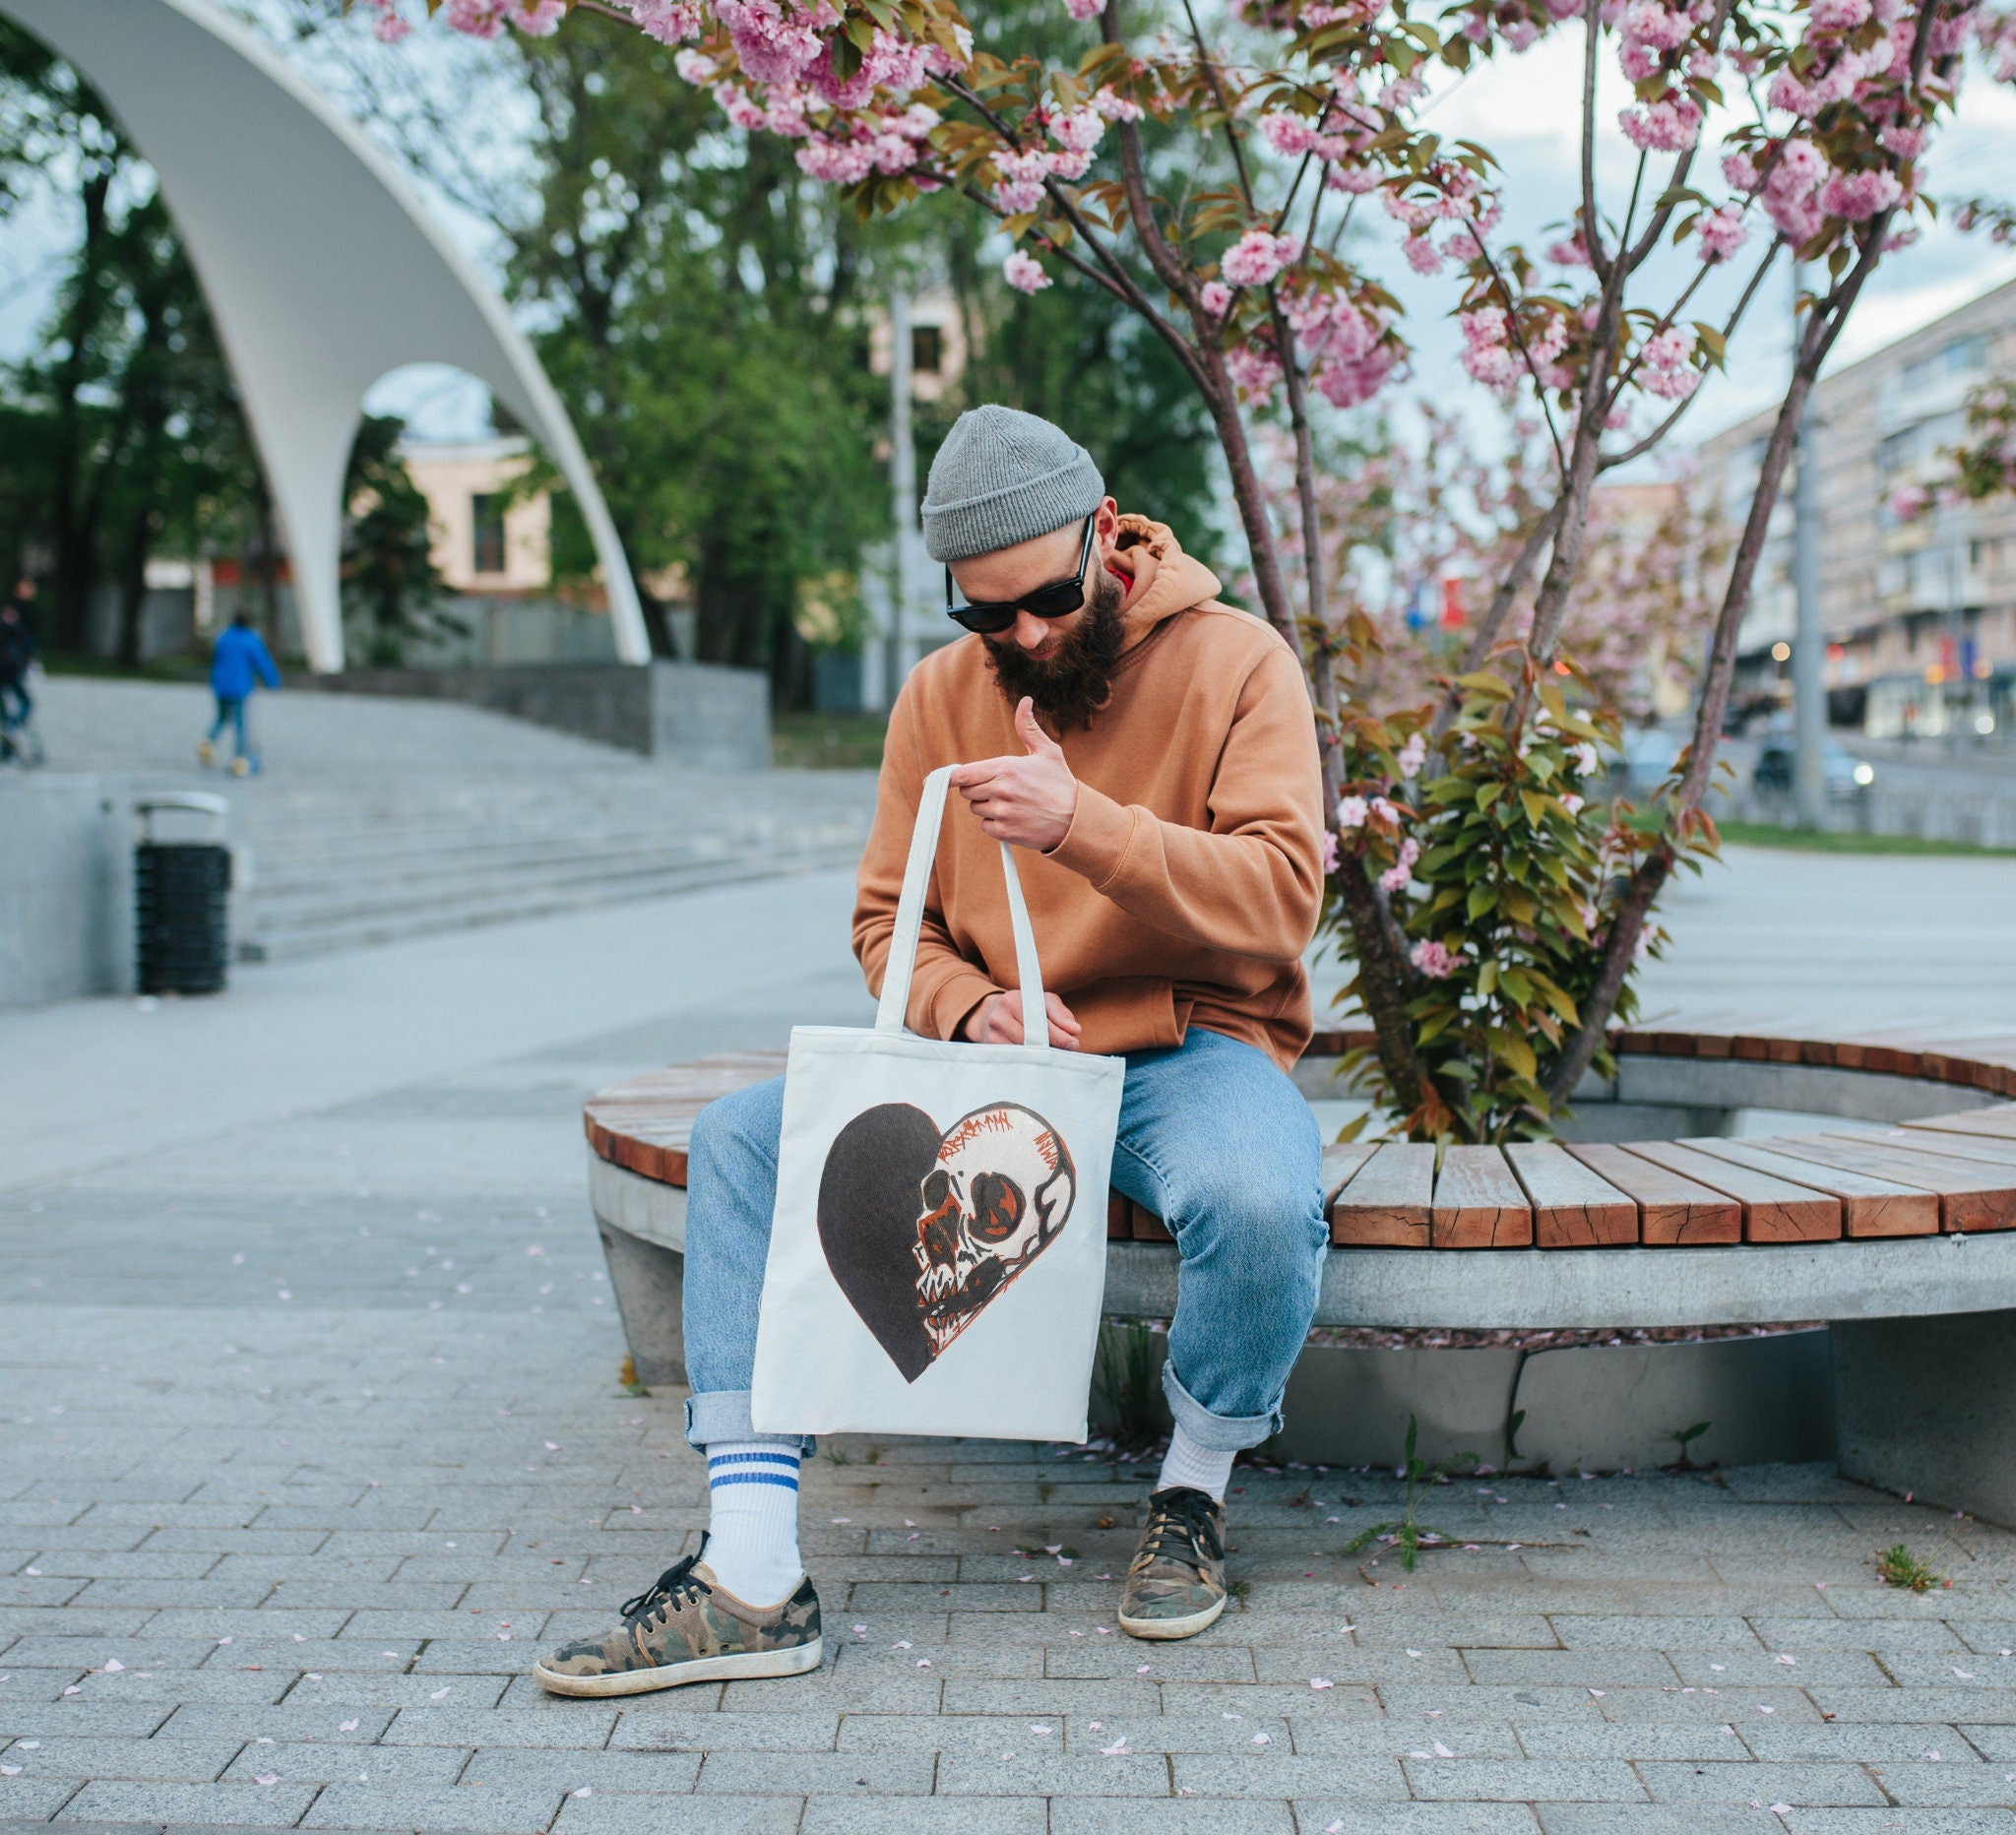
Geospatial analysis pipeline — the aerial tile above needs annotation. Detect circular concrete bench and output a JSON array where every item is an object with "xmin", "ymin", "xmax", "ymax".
[{"xmin": 584, "ymin": 1022, "xmax": 2016, "ymax": 1522}]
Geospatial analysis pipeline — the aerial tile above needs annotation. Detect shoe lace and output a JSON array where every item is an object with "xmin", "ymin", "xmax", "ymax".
[
  {"xmin": 620, "ymin": 1551, "xmax": 712, "ymax": 1625},
  {"xmin": 1137, "ymin": 1487, "xmax": 1223, "ymax": 1570}
]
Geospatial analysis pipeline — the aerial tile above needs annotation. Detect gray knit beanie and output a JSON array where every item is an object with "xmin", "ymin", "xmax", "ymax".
[{"xmin": 921, "ymin": 405, "xmax": 1105, "ymax": 563}]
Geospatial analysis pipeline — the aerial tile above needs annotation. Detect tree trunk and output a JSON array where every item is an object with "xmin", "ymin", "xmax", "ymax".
[{"xmin": 47, "ymin": 169, "xmax": 113, "ymax": 656}]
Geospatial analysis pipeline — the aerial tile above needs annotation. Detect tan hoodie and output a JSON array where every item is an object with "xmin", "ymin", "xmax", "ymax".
[{"xmin": 851, "ymin": 515, "xmax": 1325, "ymax": 1071}]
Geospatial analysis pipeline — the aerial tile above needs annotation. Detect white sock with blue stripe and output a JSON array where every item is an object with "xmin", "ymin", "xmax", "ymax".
[{"xmin": 702, "ymin": 1442, "xmax": 803, "ymax": 1608}]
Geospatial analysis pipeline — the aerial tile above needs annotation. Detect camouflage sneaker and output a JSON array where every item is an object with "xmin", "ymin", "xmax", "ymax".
[
  {"xmin": 1117, "ymin": 1486, "xmax": 1228, "ymax": 1641},
  {"xmin": 534, "ymin": 1548, "xmax": 822, "ymax": 1697}
]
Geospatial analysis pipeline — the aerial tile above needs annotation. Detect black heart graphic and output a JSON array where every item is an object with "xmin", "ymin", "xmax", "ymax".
[{"xmin": 817, "ymin": 1101, "xmax": 1077, "ymax": 1382}]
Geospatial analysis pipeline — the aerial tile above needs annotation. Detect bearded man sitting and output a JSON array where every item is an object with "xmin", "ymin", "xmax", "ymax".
[{"xmin": 536, "ymin": 405, "xmax": 1328, "ymax": 1697}]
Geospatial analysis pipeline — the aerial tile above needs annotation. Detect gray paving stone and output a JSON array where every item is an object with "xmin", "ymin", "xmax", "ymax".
[
  {"xmin": 805, "ymin": 1800, "xmax": 1045, "ymax": 1834},
  {"xmin": 1285, "ymin": 1806, "xmax": 1541, "ymax": 1834},
  {"xmin": 220, "ymin": 1742, "xmax": 468, "ymax": 1787},
  {"xmin": 1048, "ymin": 1803, "xmax": 1293, "ymax": 1833},
  {"xmin": 1862, "ymin": 1759, "xmax": 2016, "ymax": 1805},
  {"xmin": 1167, "ymin": 1752, "xmax": 1408, "ymax": 1798},
  {"xmin": 461, "ymin": 1747, "xmax": 701, "ymax": 1793},
  {"xmin": 612, "ymin": 1710, "xmax": 838, "ymax": 1752},
  {"xmin": 0, "ymin": 1738, "xmax": 238, "ymax": 1782},
  {"xmin": 1778, "ymin": 1814, "xmax": 2016, "ymax": 1834},
  {"xmin": 552, "ymin": 1794, "xmax": 802, "ymax": 1833},
  {"xmin": 1513, "ymin": 1722, "xmax": 1754, "ymax": 1760},
  {"xmin": 1637, "ymin": 1758, "xmax": 1888, "ymax": 1803},
  {"xmin": 301, "ymin": 1780, "xmax": 564, "ymax": 1831},
  {"xmin": 932, "ymin": 1749, "xmax": 1172, "ymax": 1795},
  {"xmin": 284, "ymin": 1674, "xmax": 512, "ymax": 1708},
  {"xmin": 53, "ymin": 1779, "xmax": 320, "ymax": 1826},
  {"xmin": 1463, "ymin": 1649, "xmax": 1683, "ymax": 1686},
  {"xmin": 1535, "ymin": 1810, "xmax": 1780, "ymax": 1833},
  {"xmin": 1404, "ymin": 1758, "xmax": 1650, "ymax": 1801},
  {"xmin": 1289, "ymin": 1716, "xmax": 1522, "ymax": 1758},
  {"xmin": 1809, "ymin": 1688, "xmax": 2016, "ymax": 1724},
  {"xmin": 0, "ymin": 1777, "xmax": 85, "ymax": 1821},
  {"xmin": 695, "ymin": 1751, "xmax": 934, "ymax": 1796}
]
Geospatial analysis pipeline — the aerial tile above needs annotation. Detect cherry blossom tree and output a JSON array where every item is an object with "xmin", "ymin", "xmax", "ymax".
[{"xmin": 377, "ymin": 0, "xmax": 1994, "ymax": 1137}]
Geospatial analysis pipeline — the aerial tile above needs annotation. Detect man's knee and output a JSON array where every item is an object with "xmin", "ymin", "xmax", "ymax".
[
  {"xmin": 1170, "ymin": 1163, "xmax": 1326, "ymax": 1275},
  {"xmin": 686, "ymin": 1076, "xmax": 786, "ymax": 1186}
]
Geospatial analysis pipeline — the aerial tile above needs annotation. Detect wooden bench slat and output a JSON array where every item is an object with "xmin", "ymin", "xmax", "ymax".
[
  {"xmin": 1762, "ymin": 1132, "xmax": 2016, "ymax": 1234},
  {"xmin": 1617, "ymin": 1140, "xmax": 1838, "ymax": 1242},
  {"xmin": 1106, "ymin": 1189, "xmax": 1132, "ymax": 1240},
  {"xmin": 1330, "ymin": 1142, "xmax": 1434, "ymax": 1247},
  {"xmin": 1862, "ymin": 1126, "xmax": 2016, "ymax": 1169},
  {"xmin": 1561, "ymin": 1142, "xmax": 1739, "ymax": 1243},
  {"xmin": 1431, "ymin": 1145, "xmax": 1535, "ymax": 1248},
  {"xmin": 1677, "ymin": 1137, "xmax": 1932, "ymax": 1238},
  {"xmin": 1903, "ymin": 1104, "xmax": 2016, "ymax": 1143},
  {"xmin": 1323, "ymin": 1142, "xmax": 1381, "ymax": 1204},
  {"xmin": 1503, "ymin": 1142, "xmax": 1638, "ymax": 1246}
]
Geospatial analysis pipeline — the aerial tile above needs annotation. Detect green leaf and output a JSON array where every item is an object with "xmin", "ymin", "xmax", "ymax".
[{"xmin": 1466, "ymin": 882, "xmax": 1496, "ymax": 921}]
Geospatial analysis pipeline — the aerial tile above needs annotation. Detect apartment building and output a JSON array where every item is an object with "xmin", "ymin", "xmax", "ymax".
[{"xmin": 1699, "ymin": 277, "xmax": 2016, "ymax": 738}]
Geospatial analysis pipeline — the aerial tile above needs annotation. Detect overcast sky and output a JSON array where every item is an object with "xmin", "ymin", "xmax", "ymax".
[{"xmin": 4, "ymin": 4, "xmax": 2014, "ymax": 456}]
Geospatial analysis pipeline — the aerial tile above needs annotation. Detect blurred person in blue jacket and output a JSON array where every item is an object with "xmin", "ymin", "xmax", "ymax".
[{"xmin": 200, "ymin": 611, "xmax": 282, "ymax": 776}]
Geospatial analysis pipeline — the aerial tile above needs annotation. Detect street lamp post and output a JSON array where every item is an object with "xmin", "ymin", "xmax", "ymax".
[{"xmin": 1791, "ymin": 264, "xmax": 1828, "ymax": 828}]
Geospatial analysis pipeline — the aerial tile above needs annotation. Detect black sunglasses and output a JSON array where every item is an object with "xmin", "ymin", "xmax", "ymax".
[{"xmin": 945, "ymin": 517, "xmax": 1097, "ymax": 635}]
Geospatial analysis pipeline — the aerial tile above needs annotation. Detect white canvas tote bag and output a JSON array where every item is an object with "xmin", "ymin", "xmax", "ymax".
[{"xmin": 749, "ymin": 764, "xmax": 1125, "ymax": 1442}]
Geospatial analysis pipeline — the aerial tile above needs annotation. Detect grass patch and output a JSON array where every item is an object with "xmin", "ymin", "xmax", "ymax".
[
  {"xmin": 1874, "ymin": 1542, "xmax": 1947, "ymax": 1593},
  {"xmin": 772, "ymin": 711, "xmax": 887, "ymax": 770},
  {"xmin": 40, "ymin": 649, "xmax": 208, "ymax": 683},
  {"xmin": 1719, "ymin": 820, "xmax": 2016, "ymax": 858}
]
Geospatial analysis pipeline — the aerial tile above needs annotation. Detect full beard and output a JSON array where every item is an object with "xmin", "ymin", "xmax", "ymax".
[{"xmin": 981, "ymin": 566, "xmax": 1126, "ymax": 731}]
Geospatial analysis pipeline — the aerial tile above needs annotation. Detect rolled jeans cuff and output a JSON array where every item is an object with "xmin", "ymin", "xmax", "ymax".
[
  {"xmin": 683, "ymin": 1391, "xmax": 816, "ymax": 1457},
  {"xmin": 1161, "ymin": 1360, "xmax": 1280, "ymax": 1451}
]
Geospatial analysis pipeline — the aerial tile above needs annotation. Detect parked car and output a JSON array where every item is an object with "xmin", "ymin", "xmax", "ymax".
[{"xmin": 1752, "ymin": 735, "xmax": 1875, "ymax": 797}]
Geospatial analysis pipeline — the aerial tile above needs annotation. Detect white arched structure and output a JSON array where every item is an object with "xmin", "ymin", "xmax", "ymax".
[{"xmin": 1, "ymin": 0, "xmax": 650, "ymax": 671}]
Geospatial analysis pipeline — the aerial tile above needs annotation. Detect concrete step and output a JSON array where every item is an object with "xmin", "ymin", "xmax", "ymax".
[{"xmin": 242, "ymin": 843, "xmax": 864, "ymax": 960}]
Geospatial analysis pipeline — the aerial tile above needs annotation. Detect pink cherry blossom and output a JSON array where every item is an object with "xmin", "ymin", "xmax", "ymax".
[
  {"xmin": 1004, "ymin": 251, "xmax": 1052, "ymax": 294},
  {"xmin": 1695, "ymin": 204, "xmax": 1748, "ymax": 262},
  {"xmin": 1321, "ymin": 830, "xmax": 1340, "ymax": 875},
  {"xmin": 1226, "ymin": 342, "xmax": 1285, "ymax": 404},
  {"xmin": 1222, "ymin": 228, "xmax": 1299, "ymax": 287},
  {"xmin": 1618, "ymin": 95, "xmax": 1703, "ymax": 152},
  {"xmin": 1818, "ymin": 166, "xmax": 1903, "ymax": 221},
  {"xmin": 623, "ymin": 0, "xmax": 703, "ymax": 41},
  {"xmin": 1402, "ymin": 234, "xmax": 1445, "ymax": 274},
  {"xmin": 1337, "ymin": 794, "xmax": 1370, "ymax": 831},
  {"xmin": 1410, "ymin": 939, "xmax": 1461, "ymax": 979},
  {"xmin": 1396, "ymin": 732, "xmax": 1428, "ymax": 778},
  {"xmin": 1638, "ymin": 326, "xmax": 1699, "ymax": 399},
  {"xmin": 370, "ymin": 7, "xmax": 413, "ymax": 43},
  {"xmin": 1065, "ymin": 0, "xmax": 1104, "ymax": 18},
  {"xmin": 1092, "ymin": 88, "xmax": 1144, "ymax": 123},
  {"xmin": 1199, "ymin": 282, "xmax": 1233, "ymax": 319},
  {"xmin": 443, "ymin": 0, "xmax": 505, "ymax": 38},
  {"xmin": 1379, "ymin": 837, "xmax": 1422, "ymax": 893},
  {"xmin": 501, "ymin": 0, "xmax": 566, "ymax": 34}
]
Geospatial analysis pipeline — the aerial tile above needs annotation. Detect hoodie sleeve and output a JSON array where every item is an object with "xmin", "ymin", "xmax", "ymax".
[
  {"xmin": 253, "ymin": 634, "xmax": 282, "ymax": 689},
  {"xmin": 852, "ymin": 678, "xmax": 1003, "ymax": 1040},
  {"xmin": 1045, "ymin": 636, "xmax": 1324, "ymax": 963}
]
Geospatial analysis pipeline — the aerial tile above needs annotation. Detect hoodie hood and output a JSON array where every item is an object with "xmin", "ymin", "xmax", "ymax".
[{"xmin": 1109, "ymin": 514, "xmax": 1224, "ymax": 654}]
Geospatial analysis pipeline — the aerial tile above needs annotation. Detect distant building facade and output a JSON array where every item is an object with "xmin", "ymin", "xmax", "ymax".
[{"xmin": 1700, "ymin": 278, "xmax": 2016, "ymax": 739}]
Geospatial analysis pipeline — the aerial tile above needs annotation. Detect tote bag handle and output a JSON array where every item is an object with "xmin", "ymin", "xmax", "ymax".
[{"xmin": 874, "ymin": 763, "xmax": 1051, "ymax": 1050}]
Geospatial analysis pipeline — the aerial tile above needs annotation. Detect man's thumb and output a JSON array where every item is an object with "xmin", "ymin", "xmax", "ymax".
[{"xmin": 1016, "ymin": 696, "xmax": 1061, "ymax": 756}]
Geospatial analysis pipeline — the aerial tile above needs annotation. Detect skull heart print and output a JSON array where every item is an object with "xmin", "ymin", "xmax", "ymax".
[{"xmin": 749, "ymin": 765, "xmax": 1125, "ymax": 1442}]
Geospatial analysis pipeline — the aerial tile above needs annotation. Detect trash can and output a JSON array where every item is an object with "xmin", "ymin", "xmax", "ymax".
[{"xmin": 135, "ymin": 792, "xmax": 232, "ymax": 995}]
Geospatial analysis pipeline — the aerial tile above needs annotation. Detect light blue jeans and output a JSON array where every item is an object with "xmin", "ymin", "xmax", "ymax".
[{"xmin": 681, "ymin": 1025, "xmax": 1327, "ymax": 1455}]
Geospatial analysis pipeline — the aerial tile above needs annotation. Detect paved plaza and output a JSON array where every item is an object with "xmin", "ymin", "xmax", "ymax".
[{"xmin": 6, "ymin": 849, "xmax": 2016, "ymax": 1832}]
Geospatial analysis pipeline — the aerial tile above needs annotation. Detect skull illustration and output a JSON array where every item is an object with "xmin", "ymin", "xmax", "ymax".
[{"xmin": 912, "ymin": 1104, "xmax": 1076, "ymax": 1356}]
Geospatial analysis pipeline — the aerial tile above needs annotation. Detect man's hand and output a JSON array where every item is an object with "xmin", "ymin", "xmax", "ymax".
[
  {"xmin": 962, "ymin": 989, "xmax": 1083, "ymax": 1049},
  {"xmin": 952, "ymin": 698, "xmax": 1078, "ymax": 853}
]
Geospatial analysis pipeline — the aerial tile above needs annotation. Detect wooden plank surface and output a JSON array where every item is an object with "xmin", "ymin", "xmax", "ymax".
[
  {"xmin": 1106, "ymin": 1189, "xmax": 1132, "ymax": 1240},
  {"xmin": 1330, "ymin": 1142, "xmax": 1435, "ymax": 1247},
  {"xmin": 1619, "ymin": 1140, "xmax": 1839, "ymax": 1243},
  {"xmin": 1431, "ymin": 1145, "xmax": 1535, "ymax": 1248},
  {"xmin": 1678, "ymin": 1137, "xmax": 1931, "ymax": 1238},
  {"xmin": 1759, "ymin": 1132, "xmax": 2016, "ymax": 1234},
  {"xmin": 1503, "ymin": 1142, "xmax": 1637, "ymax": 1247},
  {"xmin": 1902, "ymin": 1104, "xmax": 2016, "ymax": 1143},
  {"xmin": 1323, "ymin": 1142, "xmax": 1381, "ymax": 1206},
  {"xmin": 1130, "ymin": 1201, "xmax": 1174, "ymax": 1242},
  {"xmin": 1859, "ymin": 1126, "xmax": 2016, "ymax": 1169},
  {"xmin": 1562, "ymin": 1142, "xmax": 1739, "ymax": 1244}
]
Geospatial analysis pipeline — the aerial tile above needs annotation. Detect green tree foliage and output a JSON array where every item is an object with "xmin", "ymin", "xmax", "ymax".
[
  {"xmin": 0, "ymin": 20, "xmax": 259, "ymax": 664},
  {"xmin": 341, "ymin": 412, "xmax": 455, "ymax": 665}
]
